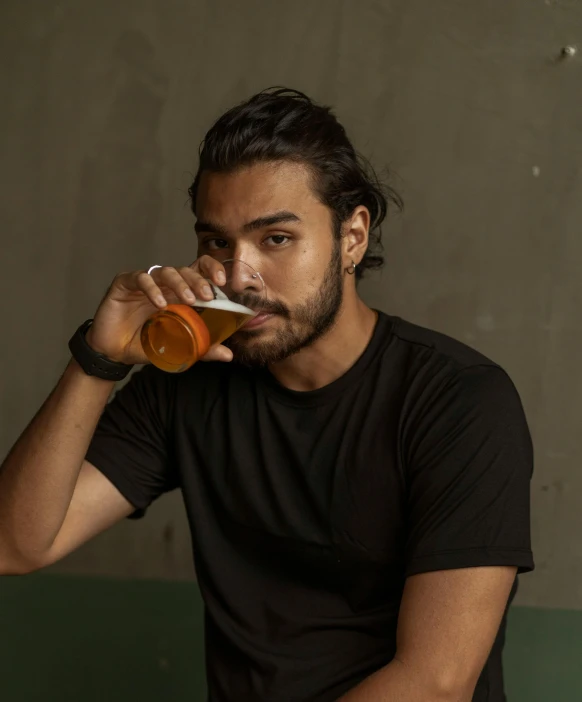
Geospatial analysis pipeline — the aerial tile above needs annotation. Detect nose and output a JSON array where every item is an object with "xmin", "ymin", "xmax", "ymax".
[{"xmin": 224, "ymin": 258, "xmax": 265, "ymax": 296}]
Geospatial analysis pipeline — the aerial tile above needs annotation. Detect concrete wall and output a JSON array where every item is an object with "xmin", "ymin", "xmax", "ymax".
[{"xmin": 1, "ymin": 0, "xmax": 581, "ymax": 614}]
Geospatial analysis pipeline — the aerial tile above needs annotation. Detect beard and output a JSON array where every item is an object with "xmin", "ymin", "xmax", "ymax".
[{"xmin": 225, "ymin": 242, "xmax": 344, "ymax": 367}]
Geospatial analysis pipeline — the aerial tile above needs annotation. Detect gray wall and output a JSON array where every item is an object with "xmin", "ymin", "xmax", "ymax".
[{"xmin": 1, "ymin": 0, "xmax": 581, "ymax": 609}]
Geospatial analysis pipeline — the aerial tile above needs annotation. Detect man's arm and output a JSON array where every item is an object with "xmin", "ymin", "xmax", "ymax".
[
  {"xmin": 0, "ymin": 360, "xmax": 132, "ymax": 574},
  {"xmin": 339, "ymin": 566, "xmax": 516, "ymax": 701},
  {"xmin": 0, "ymin": 258, "xmax": 231, "ymax": 575},
  {"xmin": 339, "ymin": 365, "xmax": 532, "ymax": 699}
]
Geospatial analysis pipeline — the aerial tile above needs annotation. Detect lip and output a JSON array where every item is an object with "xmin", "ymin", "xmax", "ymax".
[{"xmin": 243, "ymin": 312, "xmax": 275, "ymax": 329}]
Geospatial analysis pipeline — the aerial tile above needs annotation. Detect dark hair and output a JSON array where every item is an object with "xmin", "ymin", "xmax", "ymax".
[{"xmin": 188, "ymin": 87, "xmax": 403, "ymax": 280}]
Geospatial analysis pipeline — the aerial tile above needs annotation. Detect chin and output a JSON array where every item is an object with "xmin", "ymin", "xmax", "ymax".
[
  {"xmin": 226, "ymin": 331, "xmax": 267, "ymax": 360},
  {"xmin": 227, "ymin": 335, "xmax": 292, "ymax": 368}
]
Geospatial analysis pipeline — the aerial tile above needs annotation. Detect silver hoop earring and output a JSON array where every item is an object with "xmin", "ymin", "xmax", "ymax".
[{"xmin": 346, "ymin": 260, "xmax": 357, "ymax": 275}]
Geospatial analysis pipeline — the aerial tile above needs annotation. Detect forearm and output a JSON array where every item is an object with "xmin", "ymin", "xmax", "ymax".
[
  {"xmin": 338, "ymin": 658, "xmax": 472, "ymax": 702},
  {"xmin": 0, "ymin": 359, "xmax": 114, "ymax": 566}
]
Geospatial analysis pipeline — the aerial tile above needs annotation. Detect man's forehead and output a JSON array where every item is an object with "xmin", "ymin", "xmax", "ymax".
[{"xmin": 196, "ymin": 161, "xmax": 318, "ymax": 222}]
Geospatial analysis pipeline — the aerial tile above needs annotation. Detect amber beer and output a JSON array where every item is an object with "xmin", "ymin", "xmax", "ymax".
[
  {"xmin": 141, "ymin": 298, "xmax": 256, "ymax": 373},
  {"xmin": 196, "ymin": 299, "xmax": 255, "ymax": 344}
]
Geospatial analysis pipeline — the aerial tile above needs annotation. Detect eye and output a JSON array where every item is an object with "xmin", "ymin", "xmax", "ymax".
[
  {"xmin": 264, "ymin": 234, "xmax": 290, "ymax": 247},
  {"xmin": 204, "ymin": 238, "xmax": 230, "ymax": 251}
]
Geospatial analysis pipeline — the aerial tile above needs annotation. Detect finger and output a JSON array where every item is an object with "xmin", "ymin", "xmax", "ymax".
[
  {"xmin": 177, "ymin": 266, "xmax": 216, "ymax": 301},
  {"xmin": 133, "ymin": 271, "xmax": 168, "ymax": 308},
  {"xmin": 201, "ymin": 344, "xmax": 233, "ymax": 363},
  {"xmin": 193, "ymin": 255, "xmax": 227, "ymax": 287},
  {"xmin": 152, "ymin": 266, "xmax": 199, "ymax": 305}
]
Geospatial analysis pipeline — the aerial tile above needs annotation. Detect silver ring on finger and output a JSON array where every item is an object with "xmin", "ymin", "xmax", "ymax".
[{"xmin": 147, "ymin": 265, "xmax": 163, "ymax": 276}]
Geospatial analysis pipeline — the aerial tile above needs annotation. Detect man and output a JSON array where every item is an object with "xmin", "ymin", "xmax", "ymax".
[{"xmin": 0, "ymin": 88, "xmax": 533, "ymax": 701}]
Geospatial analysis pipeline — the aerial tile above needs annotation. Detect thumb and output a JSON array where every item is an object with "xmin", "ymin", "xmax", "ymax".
[{"xmin": 201, "ymin": 344, "xmax": 234, "ymax": 363}]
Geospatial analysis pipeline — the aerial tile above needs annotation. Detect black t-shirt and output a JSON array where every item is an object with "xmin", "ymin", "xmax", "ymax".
[{"xmin": 86, "ymin": 312, "xmax": 534, "ymax": 702}]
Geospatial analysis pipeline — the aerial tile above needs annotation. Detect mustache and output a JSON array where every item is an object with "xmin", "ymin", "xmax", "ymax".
[{"xmin": 230, "ymin": 292, "xmax": 290, "ymax": 318}]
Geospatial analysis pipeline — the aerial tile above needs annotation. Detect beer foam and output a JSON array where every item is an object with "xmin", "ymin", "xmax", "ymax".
[{"xmin": 193, "ymin": 298, "xmax": 257, "ymax": 317}]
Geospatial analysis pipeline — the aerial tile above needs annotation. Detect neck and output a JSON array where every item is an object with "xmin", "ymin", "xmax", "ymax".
[{"xmin": 268, "ymin": 295, "xmax": 378, "ymax": 392}]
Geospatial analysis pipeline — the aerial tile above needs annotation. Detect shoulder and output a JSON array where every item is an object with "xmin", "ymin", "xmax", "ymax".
[
  {"xmin": 384, "ymin": 314, "xmax": 498, "ymax": 372},
  {"xmin": 117, "ymin": 360, "xmax": 244, "ymax": 406},
  {"xmin": 378, "ymin": 314, "xmax": 527, "ymax": 426},
  {"xmin": 121, "ymin": 361, "xmax": 254, "ymax": 427}
]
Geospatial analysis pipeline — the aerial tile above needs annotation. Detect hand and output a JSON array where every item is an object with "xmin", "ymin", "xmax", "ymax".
[{"xmin": 85, "ymin": 256, "xmax": 234, "ymax": 365}]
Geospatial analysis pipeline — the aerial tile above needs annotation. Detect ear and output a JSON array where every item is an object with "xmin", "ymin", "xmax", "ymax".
[{"xmin": 341, "ymin": 206, "xmax": 370, "ymax": 270}]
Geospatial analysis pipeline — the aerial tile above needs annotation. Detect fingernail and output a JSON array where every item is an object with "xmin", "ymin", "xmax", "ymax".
[
  {"xmin": 156, "ymin": 296, "xmax": 167, "ymax": 307},
  {"xmin": 202, "ymin": 285, "xmax": 213, "ymax": 299},
  {"xmin": 217, "ymin": 271, "xmax": 226, "ymax": 285},
  {"xmin": 184, "ymin": 289, "xmax": 196, "ymax": 303}
]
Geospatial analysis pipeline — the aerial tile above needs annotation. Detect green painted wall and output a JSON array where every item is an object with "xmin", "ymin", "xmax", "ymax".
[
  {"xmin": 0, "ymin": 574, "xmax": 207, "ymax": 702},
  {"xmin": 1, "ymin": 574, "xmax": 580, "ymax": 701}
]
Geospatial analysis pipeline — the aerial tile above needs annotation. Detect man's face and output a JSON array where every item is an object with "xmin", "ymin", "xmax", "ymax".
[{"xmin": 195, "ymin": 161, "xmax": 344, "ymax": 366}]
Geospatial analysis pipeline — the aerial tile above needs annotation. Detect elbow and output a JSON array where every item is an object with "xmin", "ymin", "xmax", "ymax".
[
  {"xmin": 0, "ymin": 542, "xmax": 44, "ymax": 576},
  {"xmin": 427, "ymin": 671, "xmax": 477, "ymax": 702},
  {"xmin": 0, "ymin": 560, "xmax": 37, "ymax": 576},
  {"xmin": 393, "ymin": 657, "xmax": 477, "ymax": 702},
  {"xmin": 0, "ymin": 556, "xmax": 43, "ymax": 576}
]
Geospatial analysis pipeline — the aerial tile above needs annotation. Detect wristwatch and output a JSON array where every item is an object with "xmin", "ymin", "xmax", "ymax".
[{"xmin": 68, "ymin": 319, "xmax": 133, "ymax": 381}]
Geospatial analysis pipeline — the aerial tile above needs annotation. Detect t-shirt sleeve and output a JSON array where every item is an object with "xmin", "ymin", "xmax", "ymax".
[
  {"xmin": 86, "ymin": 365, "xmax": 178, "ymax": 514},
  {"xmin": 403, "ymin": 364, "xmax": 534, "ymax": 577}
]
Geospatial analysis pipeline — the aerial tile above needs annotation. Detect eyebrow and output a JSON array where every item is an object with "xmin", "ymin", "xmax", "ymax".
[{"xmin": 195, "ymin": 210, "xmax": 301, "ymax": 236}]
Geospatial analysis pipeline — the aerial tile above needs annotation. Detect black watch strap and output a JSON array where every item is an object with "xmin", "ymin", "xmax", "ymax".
[{"xmin": 69, "ymin": 319, "xmax": 133, "ymax": 381}]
